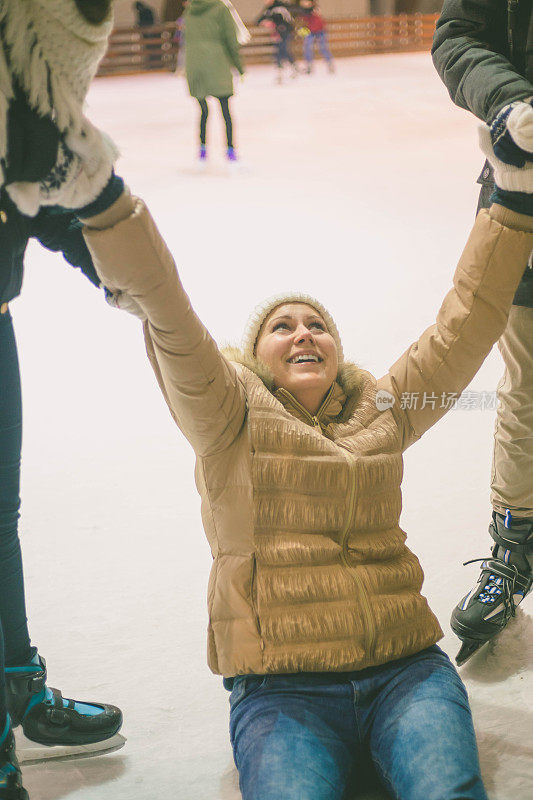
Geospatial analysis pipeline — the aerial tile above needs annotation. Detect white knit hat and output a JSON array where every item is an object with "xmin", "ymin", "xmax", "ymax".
[
  {"xmin": 242, "ymin": 292, "xmax": 344, "ymax": 364},
  {"xmin": 0, "ymin": 0, "xmax": 114, "ymax": 181}
]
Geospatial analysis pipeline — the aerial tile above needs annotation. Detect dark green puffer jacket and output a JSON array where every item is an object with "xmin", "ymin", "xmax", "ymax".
[
  {"xmin": 432, "ymin": 0, "xmax": 533, "ymax": 123},
  {"xmin": 432, "ymin": 0, "xmax": 533, "ymax": 306}
]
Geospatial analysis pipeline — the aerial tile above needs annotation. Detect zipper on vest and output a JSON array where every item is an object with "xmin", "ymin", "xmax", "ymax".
[
  {"xmin": 276, "ymin": 384, "xmax": 335, "ymax": 430},
  {"xmin": 340, "ymin": 453, "xmax": 376, "ymax": 661}
]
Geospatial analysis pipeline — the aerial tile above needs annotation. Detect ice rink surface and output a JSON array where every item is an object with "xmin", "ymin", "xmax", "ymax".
[{"xmin": 13, "ymin": 53, "xmax": 532, "ymax": 798}]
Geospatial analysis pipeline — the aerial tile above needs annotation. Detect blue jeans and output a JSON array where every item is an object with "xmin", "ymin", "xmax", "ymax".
[
  {"xmin": 275, "ymin": 36, "xmax": 295, "ymax": 68},
  {"xmin": 0, "ymin": 311, "xmax": 32, "ymax": 674},
  {"xmin": 228, "ymin": 646, "xmax": 487, "ymax": 800},
  {"xmin": 304, "ymin": 32, "xmax": 332, "ymax": 65}
]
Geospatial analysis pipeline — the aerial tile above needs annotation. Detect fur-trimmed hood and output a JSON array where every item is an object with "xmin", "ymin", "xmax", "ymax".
[{"xmin": 222, "ymin": 346, "xmax": 367, "ymax": 428}]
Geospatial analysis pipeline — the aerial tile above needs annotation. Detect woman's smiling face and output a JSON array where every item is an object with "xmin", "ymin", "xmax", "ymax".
[{"xmin": 255, "ymin": 303, "xmax": 338, "ymax": 414}]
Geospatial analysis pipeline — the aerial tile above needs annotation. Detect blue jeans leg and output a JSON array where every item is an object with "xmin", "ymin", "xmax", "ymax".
[
  {"xmin": 316, "ymin": 32, "xmax": 333, "ymax": 64},
  {"xmin": 279, "ymin": 36, "xmax": 294, "ymax": 66},
  {"xmin": 304, "ymin": 34, "xmax": 314, "ymax": 66},
  {"xmin": 0, "ymin": 618, "xmax": 5, "ymax": 734},
  {"xmin": 227, "ymin": 648, "xmax": 487, "ymax": 800},
  {"xmin": 276, "ymin": 39, "xmax": 292, "ymax": 68},
  {"xmin": 365, "ymin": 648, "xmax": 487, "ymax": 800},
  {"xmin": 0, "ymin": 310, "xmax": 32, "ymax": 667},
  {"xmin": 229, "ymin": 675, "xmax": 359, "ymax": 800},
  {"xmin": 275, "ymin": 41, "xmax": 283, "ymax": 68}
]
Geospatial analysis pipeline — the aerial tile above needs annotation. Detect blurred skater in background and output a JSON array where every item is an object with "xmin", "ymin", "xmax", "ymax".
[
  {"xmin": 133, "ymin": 1, "xmax": 159, "ymax": 68},
  {"xmin": 298, "ymin": 1, "xmax": 334, "ymax": 74},
  {"xmin": 133, "ymin": 0, "xmax": 155, "ymax": 26},
  {"xmin": 184, "ymin": 0, "xmax": 246, "ymax": 165},
  {"xmin": 256, "ymin": 0, "xmax": 299, "ymax": 84}
]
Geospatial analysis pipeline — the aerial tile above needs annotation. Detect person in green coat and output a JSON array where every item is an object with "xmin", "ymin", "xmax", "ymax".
[{"xmin": 184, "ymin": 0, "xmax": 245, "ymax": 163}]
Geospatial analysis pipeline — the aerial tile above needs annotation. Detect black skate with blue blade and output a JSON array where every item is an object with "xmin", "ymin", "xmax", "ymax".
[
  {"xmin": 452, "ymin": 510, "xmax": 533, "ymax": 665},
  {"xmin": 0, "ymin": 725, "xmax": 28, "ymax": 800},
  {"xmin": 5, "ymin": 655, "xmax": 125, "ymax": 763}
]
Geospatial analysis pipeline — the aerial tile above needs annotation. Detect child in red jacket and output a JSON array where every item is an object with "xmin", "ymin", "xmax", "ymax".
[{"xmin": 298, "ymin": 1, "xmax": 334, "ymax": 74}]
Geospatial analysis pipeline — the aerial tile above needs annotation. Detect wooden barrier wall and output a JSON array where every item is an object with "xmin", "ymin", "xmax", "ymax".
[
  {"xmin": 244, "ymin": 13, "xmax": 439, "ymax": 64},
  {"xmin": 96, "ymin": 13, "xmax": 439, "ymax": 77},
  {"xmin": 97, "ymin": 24, "xmax": 178, "ymax": 75}
]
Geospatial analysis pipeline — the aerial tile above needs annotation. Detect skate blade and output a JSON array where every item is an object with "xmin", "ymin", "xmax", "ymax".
[
  {"xmin": 455, "ymin": 640, "xmax": 485, "ymax": 666},
  {"xmin": 15, "ymin": 730, "xmax": 126, "ymax": 765}
]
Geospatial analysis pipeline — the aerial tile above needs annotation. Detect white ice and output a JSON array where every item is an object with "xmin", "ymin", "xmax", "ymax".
[{"xmin": 12, "ymin": 54, "xmax": 532, "ymax": 799}]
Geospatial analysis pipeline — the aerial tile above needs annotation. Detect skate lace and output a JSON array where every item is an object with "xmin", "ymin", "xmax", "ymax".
[{"xmin": 463, "ymin": 556, "xmax": 524, "ymax": 613}]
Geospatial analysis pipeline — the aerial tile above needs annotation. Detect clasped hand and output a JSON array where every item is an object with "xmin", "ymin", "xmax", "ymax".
[
  {"xmin": 5, "ymin": 119, "xmax": 118, "ymax": 217},
  {"xmin": 479, "ymin": 100, "xmax": 533, "ymax": 212}
]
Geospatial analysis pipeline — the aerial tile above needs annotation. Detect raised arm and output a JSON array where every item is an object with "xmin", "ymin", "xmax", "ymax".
[
  {"xmin": 81, "ymin": 191, "xmax": 247, "ymax": 458},
  {"xmin": 432, "ymin": 0, "xmax": 532, "ymax": 122},
  {"xmin": 378, "ymin": 112, "xmax": 533, "ymax": 449},
  {"xmin": 378, "ymin": 203, "xmax": 533, "ymax": 450}
]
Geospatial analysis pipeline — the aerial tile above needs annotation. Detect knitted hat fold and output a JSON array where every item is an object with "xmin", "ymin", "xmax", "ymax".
[{"xmin": 242, "ymin": 292, "xmax": 344, "ymax": 364}]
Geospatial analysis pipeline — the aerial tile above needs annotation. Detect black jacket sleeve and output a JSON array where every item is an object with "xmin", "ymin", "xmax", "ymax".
[
  {"xmin": 432, "ymin": 0, "xmax": 533, "ymax": 122},
  {"xmin": 30, "ymin": 209, "xmax": 101, "ymax": 288},
  {"xmin": 0, "ymin": 194, "xmax": 101, "ymax": 305}
]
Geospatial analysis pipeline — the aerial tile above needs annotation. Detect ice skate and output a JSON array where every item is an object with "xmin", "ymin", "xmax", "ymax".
[
  {"xmin": 225, "ymin": 147, "xmax": 247, "ymax": 175},
  {"xmin": 197, "ymin": 144, "xmax": 208, "ymax": 170},
  {"xmin": 6, "ymin": 654, "xmax": 124, "ymax": 764},
  {"xmin": 451, "ymin": 510, "xmax": 533, "ymax": 665},
  {"xmin": 0, "ymin": 721, "xmax": 28, "ymax": 800}
]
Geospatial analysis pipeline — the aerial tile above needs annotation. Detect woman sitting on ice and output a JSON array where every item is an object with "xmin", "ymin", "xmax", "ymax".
[{"xmin": 20, "ymin": 102, "xmax": 533, "ymax": 799}]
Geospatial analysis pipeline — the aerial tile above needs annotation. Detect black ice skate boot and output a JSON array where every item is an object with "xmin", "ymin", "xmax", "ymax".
[
  {"xmin": 6, "ymin": 654, "xmax": 122, "ymax": 750},
  {"xmin": 451, "ymin": 510, "xmax": 533, "ymax": 665},
  {"xmin": 0, "ymin": 720, "xmax": 28, "ymax": 800}
]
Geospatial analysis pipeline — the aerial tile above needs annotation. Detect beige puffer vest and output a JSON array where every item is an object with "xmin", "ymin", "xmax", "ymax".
[{"xmin": 84, "ymin": 199, "xmax": 533, "ymax": 678}]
